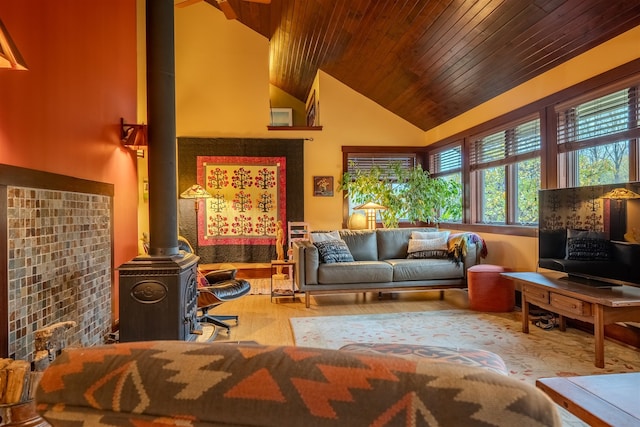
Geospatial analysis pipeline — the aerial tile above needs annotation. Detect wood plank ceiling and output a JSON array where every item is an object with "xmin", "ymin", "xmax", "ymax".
[{"xmin": 203, "ymin": 0, "xmax": 640, "ymax": 131}]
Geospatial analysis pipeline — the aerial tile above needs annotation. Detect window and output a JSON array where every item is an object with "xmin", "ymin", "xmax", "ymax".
[
  {"xmin": 470, "ymin": 117, "xmax": 541, "ymax": 225},
  {"xmin": 429, "ymin": 144, "xmax": 463, "ymax": 222},
  {"xmin": 346, "ymin": 154, "xmax": 416, "ymax": 179},
  {"xmin": 556, "ymin": 83, "xmax": 640, "ymax": 187},
  {"xmin": 343, "ymin": 152, "xmax": 417, "ymax": 221}
]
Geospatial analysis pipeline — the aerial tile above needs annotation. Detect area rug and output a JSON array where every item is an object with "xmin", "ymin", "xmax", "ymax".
[{"xmin": 290, "ymin": 309, "xmax": 640, "ymax": 383}]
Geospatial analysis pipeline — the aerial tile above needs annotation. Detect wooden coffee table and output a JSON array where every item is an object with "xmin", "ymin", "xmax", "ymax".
[{"xmin": 536, "ymin": 373, "xmax": 640, "ymax": 427}]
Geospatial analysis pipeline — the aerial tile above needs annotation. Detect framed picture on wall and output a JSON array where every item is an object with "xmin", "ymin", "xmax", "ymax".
[
  {"xmin": 313, "ymin": 176, "xmax": 333, "ymax": 197},
  {"xmin": 306, "ymin": 91, "xmax": 316, "ymax": 126},
  {"xmin": 270, "ymin": 108, "xmax": 293, "ymax": 126}
]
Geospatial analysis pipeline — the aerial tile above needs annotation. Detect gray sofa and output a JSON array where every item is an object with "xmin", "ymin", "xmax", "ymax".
[{"xmin": 293, "ymin": 228, "xmax": 483, "ymax": 307}]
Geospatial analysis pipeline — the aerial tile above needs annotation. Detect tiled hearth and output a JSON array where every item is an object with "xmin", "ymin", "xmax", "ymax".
[{"xmin": 6, "ymin": 186, "xmax": 112, "ymax": 361}]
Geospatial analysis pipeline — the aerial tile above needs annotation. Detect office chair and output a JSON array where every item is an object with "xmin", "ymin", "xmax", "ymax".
[{"xmin": 178, "ymin": 236, "xmax": 251, "ymax": 334}]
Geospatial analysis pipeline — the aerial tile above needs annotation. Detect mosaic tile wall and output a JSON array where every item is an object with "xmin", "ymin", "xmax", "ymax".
[{"xmin": 6, "ymin": 187, "xmax": 112, "ymax": 361}]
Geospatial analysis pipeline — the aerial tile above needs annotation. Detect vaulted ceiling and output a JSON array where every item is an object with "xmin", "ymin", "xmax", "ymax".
[{"xmin": 201, "ymin": 0, "xmax": 640, "ymax": 131}]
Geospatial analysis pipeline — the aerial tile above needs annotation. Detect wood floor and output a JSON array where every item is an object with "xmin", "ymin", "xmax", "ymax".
[{"xmin": 213, "ymin": 289, "xmax": 472, "ymax": 346}]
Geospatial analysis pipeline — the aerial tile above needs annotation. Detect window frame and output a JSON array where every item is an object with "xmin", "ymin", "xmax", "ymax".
[
  {"xmin": 469, "ymin": 115, "xmax": 541, "ymax": 226},
  {"xmin": 555, "ymin": 81, "xmax": 640, "ymax": 188},
  {"xmin": 341, "ymin": 146, "xmax": 425, "ymax": 228},
  {"xmin": 423, "ymin": 60, "xmax": 640, "ymax": 237},
  {"xmin": 428, "ymin": 142, "xmax": 463, "ymax": 223}
]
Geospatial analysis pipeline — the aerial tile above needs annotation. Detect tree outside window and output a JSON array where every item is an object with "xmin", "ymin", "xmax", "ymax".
[{"xmin": 471, "ymin": 118, "xmax": 541, "ymax": 226}]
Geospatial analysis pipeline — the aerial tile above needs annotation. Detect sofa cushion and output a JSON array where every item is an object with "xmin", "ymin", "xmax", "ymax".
[
  {"xmin": 318, "ymin": 261, "xmax": 393, "ymax": 284},
  {"xmin": 388, "ymin": 258, "xmax": 464, "ymax": 281},
  {"xmin": 408, "ymin": 250, "xmax": 449, "ymax": 259},
  {"xmin": 339, "ymin": 229, "xmax": 378, "ymax": 261},
  {"xmin": 309, "ymin": 230, "xmax": 341, "ymax": 243},
  {"xmin": 407, "ymin": 231, "xmax": 450, "ymax": 259},
  {"xmin": 377, "ymin": 228, "xmax": 438, "ymax": 260},
  {"xmin": 314, "ymin": 239, "xmax": 355, "ymax": 263},
  {"xmin": 411, "ymin": 230, "xmax": 450, "ymax": 241}
]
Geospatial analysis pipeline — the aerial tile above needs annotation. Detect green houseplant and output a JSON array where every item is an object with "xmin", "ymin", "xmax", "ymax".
[{"xmin": 339, "ymin": 162, "xmax": 461, "ymax": 228}]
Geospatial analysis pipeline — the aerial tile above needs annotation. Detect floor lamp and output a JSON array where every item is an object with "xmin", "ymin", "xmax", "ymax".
[
  {"xmin": 180, "ymin": 184, "xmax": 213, "ymax": 254},
  {"xmin": 354, "ymin": 202, "xmax": 387, "ymax": 229}
]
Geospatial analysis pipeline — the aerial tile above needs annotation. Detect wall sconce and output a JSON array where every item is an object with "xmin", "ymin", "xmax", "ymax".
[
  {"xmin": 120, "ymin": 117, "xmax": 148, "ymax": 157},
  {"xmin": 354, "ymin": 202, "xmax": 387, "ymax": 230},
  {"xmin": 0, "ymin": 18, "xmax": 28, "ymax": 70}
]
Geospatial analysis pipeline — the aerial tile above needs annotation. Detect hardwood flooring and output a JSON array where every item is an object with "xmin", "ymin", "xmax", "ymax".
[{"xmin": 213, "ymin": 289, "xmax": 472, "ymax": 346}]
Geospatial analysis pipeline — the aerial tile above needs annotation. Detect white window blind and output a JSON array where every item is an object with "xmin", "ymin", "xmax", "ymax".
[
  {"xmin": 556, "ymin": 86, "xmax": 640, "ymax": 152},
  {"xmin": 347, "ymin": 154, "xmax": 416, "ymax": 181},
  {"xmin": 429, "ymin": 144, "xmax": 461, "ymax": 176},
  {"xmin": 470, "ymin": 118, "xmax": 541, "ymax": 170}
]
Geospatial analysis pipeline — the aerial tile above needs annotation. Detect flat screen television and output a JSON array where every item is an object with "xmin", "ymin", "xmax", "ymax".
[{"xmin": 538, "ymin": 182, "xmax": 640, "ymax": 288}]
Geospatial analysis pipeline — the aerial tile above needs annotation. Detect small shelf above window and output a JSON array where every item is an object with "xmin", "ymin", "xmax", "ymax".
[{"xmin": 267, "ymin": 125, "xmax": 323, "ymax": 131}]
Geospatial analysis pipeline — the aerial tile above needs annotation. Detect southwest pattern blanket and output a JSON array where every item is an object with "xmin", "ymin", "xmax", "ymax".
[{"xmin": 36, "ymin": 341, "xmax": 560, "ymax": 426}]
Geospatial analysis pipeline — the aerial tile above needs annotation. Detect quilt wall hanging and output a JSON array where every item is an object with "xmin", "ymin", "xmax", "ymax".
[
  {"xmin": 177, "ymin": 138, "xmax": 304, "ymax": 264},
  {"xmin": 199, "ymin": 155, "xmax": 286, "ymax": 244}
]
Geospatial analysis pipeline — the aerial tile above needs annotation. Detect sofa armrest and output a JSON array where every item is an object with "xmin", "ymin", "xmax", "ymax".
[
  {"xmin": 463, "ymin": 241, "xmax": 481, "ymax": 271},
  {"xmin": 293, "ymin": 240, "xmax": 319, "ymax": 287},
  {"xmin": 36, "ymin": 341, "xmax": 561, "ymax": 427}
]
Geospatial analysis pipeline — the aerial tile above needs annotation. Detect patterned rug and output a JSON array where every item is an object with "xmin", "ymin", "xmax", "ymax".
[
  {"xmin": 290, "ymin": 309, "xmax": 639, "ymax": 427},
  {"xmin": 290, "ymin": 309, "xmax": 639, "ymax": 382}
]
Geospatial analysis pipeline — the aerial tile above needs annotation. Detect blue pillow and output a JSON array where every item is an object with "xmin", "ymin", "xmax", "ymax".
[{"xmin": 314, "ymin": 240, "xmax": 354, "ymax": 264}]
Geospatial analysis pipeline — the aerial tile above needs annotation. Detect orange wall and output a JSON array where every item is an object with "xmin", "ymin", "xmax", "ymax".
[{"xmin": 0, "ymin": 1, "xmax": 140, "ymax": 321}]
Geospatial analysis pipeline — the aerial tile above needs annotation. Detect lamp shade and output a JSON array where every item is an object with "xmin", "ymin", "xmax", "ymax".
[
  {"xmin": 354, "ymin": 202, "xmax": 387, "ymax": 211},
  {"xmin": 354, "ymin": 202, "xmax": 387, "ymax": 230},
  {"xmin": 180, "ymin": 184, "xmax": 212, "ymax": 199},
  {"xmin": 601, "ymin": 188, "xmax": 640, "ymax": 200}
]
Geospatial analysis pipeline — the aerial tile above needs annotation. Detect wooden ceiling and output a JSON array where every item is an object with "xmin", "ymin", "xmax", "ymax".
[{"xmin": 202, "ymin": 0, "xmax": 640, "ymax": 131}]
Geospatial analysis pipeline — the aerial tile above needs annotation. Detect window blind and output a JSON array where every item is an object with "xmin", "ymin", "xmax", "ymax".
[
  {"xmin": 470, "ymin": 118, "xmax": 540, "ymax": 170},
  {"xmin": 556, "ymin": 86, "xmax": 640, "ymax": 151},
  {"xmin": 429, "ymin": 145, "xmax": 461, "ymax": 175},
  {"xmin": 347, "ymin": 154, "xmax": 416, "ymax": 181}
]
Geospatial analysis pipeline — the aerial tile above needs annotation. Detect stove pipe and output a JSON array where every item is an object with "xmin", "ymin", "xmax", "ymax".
[
  {"xmin": 147, "ymin": 0, "xmax": 179, "ymax": 256},
  {"xmin": 118, "ymin": 0, "xmax": 200, "ymax": 342}
]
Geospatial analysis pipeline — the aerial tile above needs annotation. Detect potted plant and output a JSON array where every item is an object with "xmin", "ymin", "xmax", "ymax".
[{"xmin": 339, "ymin": 162, "xmax": 461, "ymax": 228}]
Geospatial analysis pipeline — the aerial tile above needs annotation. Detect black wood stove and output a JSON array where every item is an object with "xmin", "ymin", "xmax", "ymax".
[{"xmin": 118, "ymin": 253, "xmax": 201, "ymax": 342}]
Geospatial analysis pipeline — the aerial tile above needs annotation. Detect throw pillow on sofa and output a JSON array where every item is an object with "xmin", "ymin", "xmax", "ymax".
[
  {"xmin": 411, "ymin": 230, "xmax": 450, "ymax": 241},
  {"xmin": 314, "ymin": 239, "xmax": 355, "ymax": 263},
  {"xmin": 407, "ymin": 231, "xmax": 450, "ymax": 259},
  {"xmin": 310, "ymin": 230, "xmax": 341, "ymax": 243}
]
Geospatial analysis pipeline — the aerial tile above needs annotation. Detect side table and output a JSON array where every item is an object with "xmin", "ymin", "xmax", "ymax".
[{"xmin": 270, "ymin": 260, "xmax": 297, "ymax": 302}]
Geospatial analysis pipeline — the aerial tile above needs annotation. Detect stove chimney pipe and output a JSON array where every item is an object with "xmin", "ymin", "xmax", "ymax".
[{"xmin": 147, "ymin": 0, "xmax": 178, "ymax": 256}]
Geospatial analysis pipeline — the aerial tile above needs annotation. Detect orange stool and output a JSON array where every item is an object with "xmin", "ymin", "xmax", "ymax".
[{"xmin": 467, "ymin": 264, "xmax": 514, "ymax": 312}]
